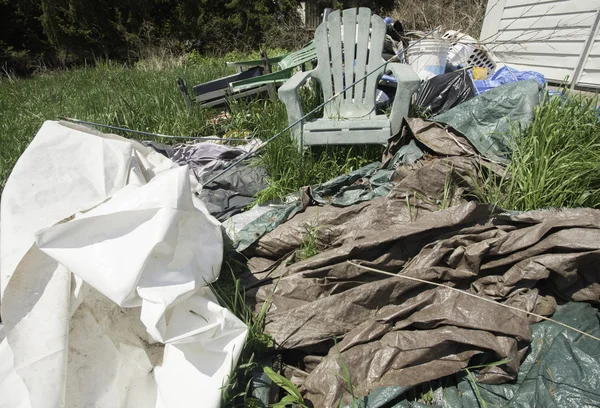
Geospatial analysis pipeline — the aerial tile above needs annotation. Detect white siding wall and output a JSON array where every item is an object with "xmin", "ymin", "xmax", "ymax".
[{"xmin": 481, "ymin": 0, "xmax": 600, "ymax": 88}]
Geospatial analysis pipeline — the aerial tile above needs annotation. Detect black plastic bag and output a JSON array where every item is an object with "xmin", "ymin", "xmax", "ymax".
[{"xmin": 414, "ymin": 70, "xmax": 475, "ymax": 116}]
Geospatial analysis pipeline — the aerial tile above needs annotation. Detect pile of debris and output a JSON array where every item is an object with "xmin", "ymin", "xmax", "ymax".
[{"xmin": 1, "ymin": 7, "xmax": 600, "ymax": 408}]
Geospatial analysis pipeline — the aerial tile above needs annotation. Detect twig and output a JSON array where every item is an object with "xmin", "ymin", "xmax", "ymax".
[
  {"xmin": 57, "ymin": 117, "xmax": 249, "ymax": 142},
  {"xmin": 347, "ymin": 261, "xmax": 600, "ymax": 343}
]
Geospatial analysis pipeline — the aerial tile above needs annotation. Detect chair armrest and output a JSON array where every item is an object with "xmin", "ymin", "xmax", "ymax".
[
  {"xmin": 387, "ymin": 63, "xmax": 420, "ymax": 135},
  {"xmin": 278, "ymin": 70, "xmax": 313, "ymax": 107},
  {"xmin": 278, "ymin": 70, "xmax": 314, "ymax": 148}
]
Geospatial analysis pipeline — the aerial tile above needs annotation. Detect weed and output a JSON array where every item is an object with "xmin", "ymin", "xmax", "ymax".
[
  {"xmin": 295, "ymin": 219, "xmax": 322, "ymax": 261},
  {"xmin": 420, "ymin": 387, "xmax": 434, "ymax": 404},
  {"xmin": 473, "ymin": 90, "xmax": 600, "ymax": 211},
  {"xmin": 263, "ymin": 367, "xmax": 309, "ymax": 408},
  {"xmin": 464, "ymin": 368, "xmax": 487, "ymax": 408},
  {"xmin": 462, "ymin": 358, "xmax": 511, "ymax": 408},
  {"xmin": 439, "ymin": 164, "xmax": 455, "ymax": 210},
  {"xmin": 210, "ymin": 244, "xmax": 274, "ymax": 407}
]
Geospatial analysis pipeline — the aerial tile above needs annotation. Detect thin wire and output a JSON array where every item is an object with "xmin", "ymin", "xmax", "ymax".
[
  {"xmin": 202, "ymin": 26, "xmax": 442, "ymax": 187},
  {"xmin": 57, "ymin": 117, "xmax": 249, "ymax": 142},
  {"xmin": 347, "ymin": 261, "xmax": 600, "ymax": 342}
]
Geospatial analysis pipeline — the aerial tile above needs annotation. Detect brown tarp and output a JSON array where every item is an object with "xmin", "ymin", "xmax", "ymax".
[
  {"xmin": 247, "ymin": 203, "xmax": 600, "ymax": 407},
  {"xmin": 241, "ymin": 120, "xmax": 600, "ymax": 407}
]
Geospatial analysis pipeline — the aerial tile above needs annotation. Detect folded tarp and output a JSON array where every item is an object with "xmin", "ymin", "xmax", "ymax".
[
  {"xmin": 433, "ymin": 80, "xmax": 543, "ymax": 161},
  {"xmin": 0, "ymin": 121, "xmax": 247, "ymax": 408},
  {"xmin": 233, "ymin": 146, "xmax": 426, "ymax": 252},
  {"xmin": 234, "ymin": 118, "xmax": 484, "ymax": 253},
  {"xmin": 473, "ymin": 65, "xmax": 546, "ymax": 95},
  {"xmin": 348, "ymin": 301, "xmax": 600, "ymax": 408},
  {"xmin": 247, "ymin": 196, "xmax": 600, "ymax": 406}
]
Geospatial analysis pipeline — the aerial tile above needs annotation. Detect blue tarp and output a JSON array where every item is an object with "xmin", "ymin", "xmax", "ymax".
[{"xmin": 473, "ymin": 65, "xmax": 545, "ymax": 94}]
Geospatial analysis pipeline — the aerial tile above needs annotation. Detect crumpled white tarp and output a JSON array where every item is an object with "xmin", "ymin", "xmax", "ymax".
[{"xmin": 0, "ymin": 121, "xmax": 247, "ymax": 408}]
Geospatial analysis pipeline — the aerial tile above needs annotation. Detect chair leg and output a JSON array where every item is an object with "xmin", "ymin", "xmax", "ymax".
[
  {"xmin": 291, "ymin": 126, "xmax": 304, "ymax": 152},
  {"xmin": 176, "ymin": 78, "xmax": 192, "ymax": 112},
  {"xmin": 260, "ymin": 50, "xmax": 277, "ymax": 101}
]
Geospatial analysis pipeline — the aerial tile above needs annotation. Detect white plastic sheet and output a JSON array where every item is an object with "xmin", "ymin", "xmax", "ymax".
[{"xmin": 0, "ymin": 121, "xmax": 247, "ymax": 408}]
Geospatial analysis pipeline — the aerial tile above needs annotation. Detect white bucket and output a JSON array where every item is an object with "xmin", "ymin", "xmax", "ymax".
[{"xmin": 407, "ymin": 39, "xmax": 450, "ymax": 81}]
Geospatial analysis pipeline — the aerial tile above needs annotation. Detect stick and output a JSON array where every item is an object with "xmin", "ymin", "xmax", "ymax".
[
  {"xmin": 57, "ymin": 117, "xmax": 249, "ymax": 142},
  {"xmin": 347, "ymin": 261, "xmax": 600, "ymax": 342},
  {"xmin": 201, "ymin": 26, "xmax": 442, "ymax": 187}
]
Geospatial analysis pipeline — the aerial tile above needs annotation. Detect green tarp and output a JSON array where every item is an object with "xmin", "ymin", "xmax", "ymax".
[{"xmin": 433, "ymin": 80, "xmax": 543, "ymax": 162}]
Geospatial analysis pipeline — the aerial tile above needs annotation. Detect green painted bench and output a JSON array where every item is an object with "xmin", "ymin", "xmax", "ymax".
[
  {"xmin": 278, "ymin": 8, "xmax": 420, "ymax": 149},
  {"xmin": 226, "ymin": 40, "xmax": 317, "ymax": 94}
]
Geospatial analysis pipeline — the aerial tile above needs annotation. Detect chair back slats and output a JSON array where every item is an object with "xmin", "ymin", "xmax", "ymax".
[
  {"xmin": 364, "ymin": 14, "xmax": 387, "ymax": 110},
  {"xmin": 342, "ymin": 8, "xmax": 358, "ymax": 113},
  {"xmin": 314, "ymin": 8, "xmax": 387, "ymax": 119}
]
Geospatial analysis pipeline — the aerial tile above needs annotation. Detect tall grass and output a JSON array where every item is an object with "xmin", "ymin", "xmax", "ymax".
[
  {"xmin": 1, "ymin": 54, "xmax": 381, "ymax": 201},
  {"xmin": 0, "ymin": 57, "xmax": 233, "ymax": 192},
  {"xmin": 474, "ymin": 91, "xmax": 600, "ymax": 211},
  {"xmin": 210, "ymin": 245, "xmax": 274, "ymax": 407}
]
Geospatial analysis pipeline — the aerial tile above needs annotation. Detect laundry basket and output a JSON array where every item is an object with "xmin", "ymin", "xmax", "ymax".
[{"xmin": 442, "ymin": 30, "xmax": 496, "ymax": 75}]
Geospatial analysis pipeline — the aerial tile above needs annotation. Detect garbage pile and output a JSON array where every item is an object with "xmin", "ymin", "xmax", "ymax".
[
  {"xmin": 232, "ymin": 85, "xmax": 600, "ymax": 406},
  {"xmin": 2, "ymin": 10, "xmax": 599, "ymax": 408}
]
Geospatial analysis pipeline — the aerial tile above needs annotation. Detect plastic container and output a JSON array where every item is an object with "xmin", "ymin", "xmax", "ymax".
[
  {"xmin": 407, "ymin": 39, "xmax": 450, "ymax": 81},
  {"xmin": 442, "ymin": 30, "xmax": 496, "ymax": 75}
]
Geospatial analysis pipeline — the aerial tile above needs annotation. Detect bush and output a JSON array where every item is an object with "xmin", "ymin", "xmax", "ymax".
[
  {"xmin": 0, "ymin": 0, "xmax": 301, "ymax": 74},
  {"xmin": 392, "ymin": 0, "xmax": 487, "ymax": 37}
]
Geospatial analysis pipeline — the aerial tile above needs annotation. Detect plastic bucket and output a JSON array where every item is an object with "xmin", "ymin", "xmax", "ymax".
[{"xmin": 407, "ymin": 39, "xmax": 450, "ymax": 81}]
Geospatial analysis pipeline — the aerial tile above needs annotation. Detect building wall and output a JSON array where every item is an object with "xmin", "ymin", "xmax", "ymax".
[{"xmin": 480, "ymin": 0, "xmax": 600, "ymax": 88}]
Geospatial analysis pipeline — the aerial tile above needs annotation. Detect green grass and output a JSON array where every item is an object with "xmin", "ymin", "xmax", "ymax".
[
  {"xmin": 0, "ymin": 53, "xmax": 381, "ymax": 201},
  {"xmin": 0, "ymin": 57, "xmax": 227, "ymax": 192},
  {"xmin": 210, "ymin": 245, "xmax": 274, "ymax": 407},
  {"xmin": 473, "ymin": 91, "xmax": 600, "ymax": 211}
]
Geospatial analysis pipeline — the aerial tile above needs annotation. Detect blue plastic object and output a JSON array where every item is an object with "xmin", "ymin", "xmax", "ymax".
[
  {"xmin": 383, "ymin": 16, "xmax": 393, "ymax": 25},
  {"xmin": 473, "ymin": 65, "xmax": 545, "ymax": 94}
]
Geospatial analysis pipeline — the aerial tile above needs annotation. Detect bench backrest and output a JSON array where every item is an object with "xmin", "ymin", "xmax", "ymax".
[{"xmin": 278, "ymin": 40, "xmax": 317, "ymax": 70}]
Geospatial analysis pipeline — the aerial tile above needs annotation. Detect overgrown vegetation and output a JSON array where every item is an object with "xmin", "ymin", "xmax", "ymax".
[
  {"xmin": 2, "ymin": 0, "xmax": 491, "ymax": 75},
  {"xmin": 1, "ymin": 0, "xmax": 301, "ymax": 74},
  {"xmin": 210, "ymin": 245, "xmax": 275, "ymax": 407},
  {"xmin": 391, "ymin": 0, "xmax": 487, "ymax": 36},
  {"xmin": 295, "ymin": 221, "xmax": 322, "ymax": 261},
  {"xmin": 474, "ymin": 92, "xmax": 600, "ymax": 211},
  {"xmin": 0, "ymin": 57, "xmax": 221, "ymax": 191}
]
